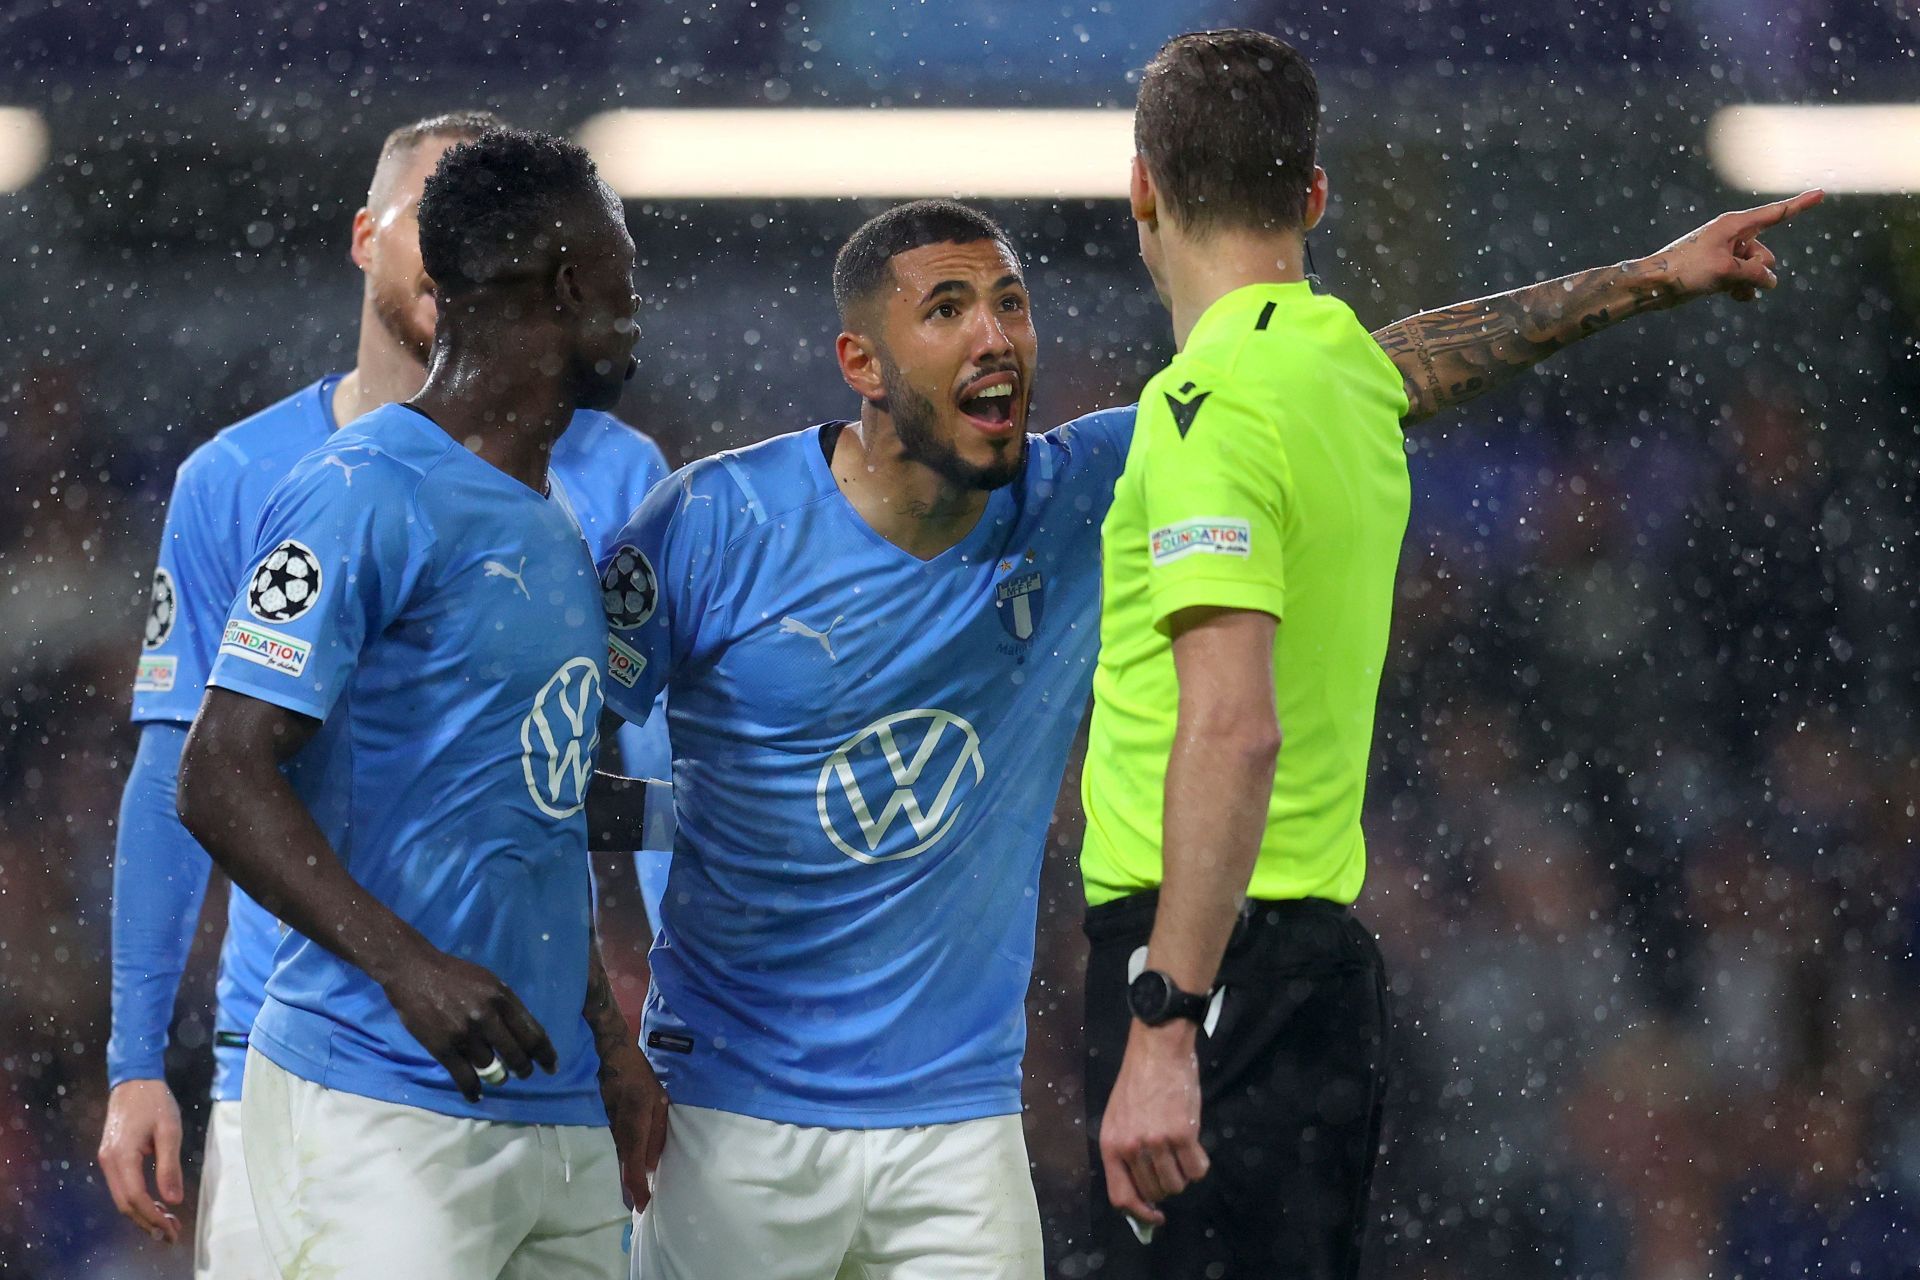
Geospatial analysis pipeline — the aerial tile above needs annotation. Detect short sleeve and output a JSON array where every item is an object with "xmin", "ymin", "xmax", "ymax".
[
  {"xmin": 206, "ymin": 449, "xmax": 428, "ymax": 721},
  {"xmin": 597, "ymin": 462, "xmax": 725, "ymax": 726},
  {"xmin": 1137, "ymin": 372, "xmax": 1291, "ymax": 631},
  {"xmin": 132, "ymin": 451, "xmax": 242, "ymax": 723}
]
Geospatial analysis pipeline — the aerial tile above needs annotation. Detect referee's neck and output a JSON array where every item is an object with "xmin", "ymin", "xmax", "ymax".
[{"xmin": 1159, "ymin": 228, "xmax": 1308, "ymax": 351}]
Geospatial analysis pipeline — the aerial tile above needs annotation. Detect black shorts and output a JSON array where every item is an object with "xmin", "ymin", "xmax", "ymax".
[{"xmin": 1082, "ymin": 892, "xmax": 1390, "ymax": 1280}]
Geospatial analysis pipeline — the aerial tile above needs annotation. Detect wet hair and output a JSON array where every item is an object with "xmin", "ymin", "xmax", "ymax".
[
  {"xmin": 832, "ymin": 199, "xmax": 1019, "ymax": 323},
  {"xmin": 377, "ymin": 110, "xmax": 509, "ymax": 169},
  {"xmin": 416, "ymin": 127, "xmax": 608, "ymax": 298},
  {"xmin": 1135, "ymin": 29, "xmax": 1320, "ymax": 234}
]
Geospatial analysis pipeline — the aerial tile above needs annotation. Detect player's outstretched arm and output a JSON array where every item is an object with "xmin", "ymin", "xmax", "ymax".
[
  {"xmin": 179, "ymin": 688, "xmax": 558, "ymax": 1101},
  {"xmin": 1373, "ymin": 190, "xmax": 1823, "ymax": 423}
]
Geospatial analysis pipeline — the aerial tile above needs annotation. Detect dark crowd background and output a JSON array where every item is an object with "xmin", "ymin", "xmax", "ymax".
[{"xmin": 2, "ymin": 2, "xmax": 1918, "ymax": 1277}]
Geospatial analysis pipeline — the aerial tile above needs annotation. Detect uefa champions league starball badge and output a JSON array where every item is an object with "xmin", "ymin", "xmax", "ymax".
[{"xmin": 247, "ymin": 540, "xmax": 323, "ymax": 623}]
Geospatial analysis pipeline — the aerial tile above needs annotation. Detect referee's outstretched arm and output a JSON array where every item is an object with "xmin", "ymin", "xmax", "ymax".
[{"xmin": 1374, "ymin": 190, "xmax": 1824, "ymax": 423}]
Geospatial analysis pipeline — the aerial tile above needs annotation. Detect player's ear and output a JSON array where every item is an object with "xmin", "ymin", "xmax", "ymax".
[
  {"xmin": 349, "ymin": 208, "xmax": 375, "ymax": 271},
  {"xmin": 1303, "ymin": 166, "xmax": 1329, "ymax": 233},
  {"xmin": 836, "ymin": 329, "xmax": 886, "ymax": 404},
  {"xmin": 555, "ymin": 261, "xmax": 586, "ymax": 311},
  {"xmin": 1129, "ymin": 155, "xmax": 1156, "ymax": 229}
]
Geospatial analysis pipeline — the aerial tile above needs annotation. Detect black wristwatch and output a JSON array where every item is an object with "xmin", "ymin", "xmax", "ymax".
[{"xmin": 1128, "ymin": 969, "xmax": 1210, "ymax": 1026}]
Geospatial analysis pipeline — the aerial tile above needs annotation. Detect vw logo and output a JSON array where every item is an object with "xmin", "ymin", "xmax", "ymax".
[
  {"xmin": 816, "ymin": 708, "xmax": 986, "ymax": 865},
  {"xmin": 521, "ymin": 657, "xmax": 604, "ymax": 819}
]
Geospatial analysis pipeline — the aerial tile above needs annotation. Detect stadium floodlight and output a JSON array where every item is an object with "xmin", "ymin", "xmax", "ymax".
[
  {"xmin": 1708, "ymin": 104, "xmax": 1920, "ymax": 194},
  {"xmin": 0, "ymin": 107, "xmax": 49, "ymax": 194},
  {"xmin": 578, "ymin": 109, "xmax": 1136, "ymax": 199}
]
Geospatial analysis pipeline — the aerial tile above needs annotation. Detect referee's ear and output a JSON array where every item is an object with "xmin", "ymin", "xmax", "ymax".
[
  {"xmin": 835, "ymin": 329, "xmax": 886, "ymax": 407},
  {"xmin": 1129, "ymin": 154, "xmax": 1158, "ymax": 231},
  {"xmin": 1303, "ymin": 166, "xmax": 1330, "ymax": 233}
]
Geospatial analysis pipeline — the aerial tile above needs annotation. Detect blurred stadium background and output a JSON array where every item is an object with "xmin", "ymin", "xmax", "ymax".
[{"xmin": 2, "ymin": 2, "xmax": 1918, "ymax": 1276}]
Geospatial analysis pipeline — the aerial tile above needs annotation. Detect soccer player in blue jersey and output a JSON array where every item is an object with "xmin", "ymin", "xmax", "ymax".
[
  {"xmin": 100, "ymin": 120, "xmax": 669, "ymax": 1276},
  {"xmin": 597, "ymin": 194, "xmax": 1821, "ymax": 1278},
  {"xmin": 177, "ymin": 126, "xmax": 668, "ymax": 1279}
]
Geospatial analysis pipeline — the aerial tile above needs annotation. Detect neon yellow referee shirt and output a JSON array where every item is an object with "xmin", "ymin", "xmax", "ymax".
[{"xmin": 1080, "ymin": 281, "xmax": 1411, "ymax": 907}]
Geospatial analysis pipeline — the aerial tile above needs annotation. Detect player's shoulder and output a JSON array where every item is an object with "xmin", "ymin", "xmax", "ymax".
[
  {"xmin": 1031, "ymin": 404, "xmax": 1137, "ymax": 484},
  {"xmin": 176, "ymin": 376, "xmax": 339, "ymax": 488},
  {"xmin": 695, "ymin": 423, "xmax": 834, "ymax": 526},
  {"xmin": 281, "ymin": 404, "xmax": 450, "ymax": 504},
  {"xmin": 560, "ymin": 409, "xmax": 670, "ymax": 475}
]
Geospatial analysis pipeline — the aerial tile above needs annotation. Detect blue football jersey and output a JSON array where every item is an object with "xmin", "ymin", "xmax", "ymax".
[
  {"xmin": 122, "ymin": 379, "xmax": 670, "ymax": 1102},
  {"xmin": 207, "ymin": 404, "xmax": 611, "ymax": 1125},
  {"xmin": 599, "ymin": 409, "xmax": 1135, "ymax": 1127},
  {"xmin": 129, "ymin": 377, "xmax": 342, "ymax": 1101}
]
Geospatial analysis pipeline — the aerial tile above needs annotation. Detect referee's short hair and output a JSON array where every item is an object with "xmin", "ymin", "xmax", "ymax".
[
  {"xmin": 1136, "ymin": 29, "xmax": 1320, "ymax": 235},
  {"xmin": 416, "ymin": 127, "xmax": 607, "ymax": 299},
  {"xmin": 833, "ymin": 200, "xmax": 1020, "ymax": 324}
]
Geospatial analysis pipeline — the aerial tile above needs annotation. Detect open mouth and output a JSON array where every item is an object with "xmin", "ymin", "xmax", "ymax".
[{"xmin": 956, "ymin": 371, "xmax": 1019, "ymax": 431}]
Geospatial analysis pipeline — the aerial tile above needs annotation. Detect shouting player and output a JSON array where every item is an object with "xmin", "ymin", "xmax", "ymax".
[
  {"xmin": 596, "ymin": 174, "xmax": 1812, "ymax": 1276},
  {"xmin": 108, "ymin": 126, "xmax": 665, "ymax": 1278}
]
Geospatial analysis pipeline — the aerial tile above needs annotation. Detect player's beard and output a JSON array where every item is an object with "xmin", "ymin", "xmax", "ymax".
[
  {"xmin": 879, "ymin": 351, "xmax": 1028, "ymax": 492},
  {"xmin": 371, "ymin": 274, "xmax": 435, "ymax": 364}
]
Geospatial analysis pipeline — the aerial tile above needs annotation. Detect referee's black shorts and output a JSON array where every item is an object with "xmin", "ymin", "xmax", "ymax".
[{"xmin": 1083, "ymin": 892, "xmax": 1390, "ymax": 1280}]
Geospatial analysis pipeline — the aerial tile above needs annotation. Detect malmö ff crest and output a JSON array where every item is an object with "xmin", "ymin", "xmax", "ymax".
[{"xmin": 994, "ymin": 556, "xmax": 1045, "ymax": 642}]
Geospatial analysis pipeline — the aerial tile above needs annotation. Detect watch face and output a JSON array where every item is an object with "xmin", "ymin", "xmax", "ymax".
[{"xmin": 1128, "ymin": 970, "xmax": 1172, "ymax": 1023}]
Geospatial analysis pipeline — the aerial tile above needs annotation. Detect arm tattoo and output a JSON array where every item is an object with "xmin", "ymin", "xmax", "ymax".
[{"xmin": 1374, "ymin": 255, "xmax": 1676, "ymax": 423}]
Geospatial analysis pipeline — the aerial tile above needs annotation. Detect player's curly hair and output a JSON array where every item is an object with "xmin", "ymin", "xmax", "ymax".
[
  {"xmin": 832, "ymin": 200, "xmax": 1019, "ymax": 324},
  {"xmin": 417, "ymin": 127, "xmax": 607, "ymax": 298}
]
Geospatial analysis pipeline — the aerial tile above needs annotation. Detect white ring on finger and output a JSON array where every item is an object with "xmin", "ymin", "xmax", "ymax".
[{"xmin": 477, "ymin": 1054, "xmax": 508, "ymax": 1087}]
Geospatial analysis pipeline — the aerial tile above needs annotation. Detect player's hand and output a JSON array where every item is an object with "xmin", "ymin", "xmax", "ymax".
[
  {"xmin": 1648, "ymin": 189, "xmax": 1823, "ymax": 306},
  {"xmin": 381, "ymin": 946, "xmax": 558, "ymax": 1102},
  {"xmin": 599, "ymin": 1042, "xmax": 669, "ymax": 1212},
  {"xmin": 1098, "ymin": 1020, "xmax": 1211, "ymax": 1229},
  {"xmin": 97, "ymin": 1079, "xmax": 186, "ymax": 1243}
]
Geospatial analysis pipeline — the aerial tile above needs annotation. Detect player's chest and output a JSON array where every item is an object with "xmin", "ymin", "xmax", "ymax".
[
  {"xmin": 398, "ymin": 513, "xmax": 606, "ymax": 695},
  {"xmin": 692, "ymin": 530, "xmax": 1097, "ymax": 742}
]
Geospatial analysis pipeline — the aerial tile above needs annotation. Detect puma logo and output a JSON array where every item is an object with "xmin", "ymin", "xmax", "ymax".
[
  {"xmin": 324, "ymin": 456, "xmax": 371, "ymax": 486},
  {"xmin": 484, "ymin": 556, "xmax": 530, "ymax": 599},
  {"xmin": 780, "ymin": 614, "xmax": 844, "ymax": 662}
]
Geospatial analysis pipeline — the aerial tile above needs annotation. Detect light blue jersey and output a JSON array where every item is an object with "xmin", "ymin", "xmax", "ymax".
[
  {"xmin": 600, "ymin": 410, "xmax": 1134, "ymax": 1127},
  {"xmin": 204, "ymin": 404, "xmax": 610, "ymax": 1125},
  {"xmin": 109, "ymin": 378, "xmax": 671, "ymax": 1100}
]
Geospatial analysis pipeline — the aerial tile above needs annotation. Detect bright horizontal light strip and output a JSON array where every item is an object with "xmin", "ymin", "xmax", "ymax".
[
  {"xmin": 1709, "ymin": 104, "xmax": 1920, "ymax": 194},
  {"xmin": 0, "ymin": 107, "xmax": 49, "ymax": 193},
  {"xmin": 579, "ymin": 109, "xmax": 1135, "ymax": 199}
]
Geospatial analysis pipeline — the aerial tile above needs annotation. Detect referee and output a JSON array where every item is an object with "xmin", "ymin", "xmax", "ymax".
[{"xmin": 1080, "ymin": 31, "xmax": 1409, "ymax": 1280}]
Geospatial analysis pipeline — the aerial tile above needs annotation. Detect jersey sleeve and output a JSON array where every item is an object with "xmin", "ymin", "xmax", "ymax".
[
  {"xmin": 131, "ymin": 450, "xmax": 242, "ymax": 724},
  {"xmin": 106, "ymin": 722, "xmax": 212, "ymax": 1085},
  {"xmin": 206, "ymin": 451, "xmax": 428, "ymax": 721},
  {"xmin": 1136, "ymin": 371, "xmax": 1292, "ymax": 630},
  {"xmin": 597, "ymin": 462, "xmax": 725, "ymax": 727}
]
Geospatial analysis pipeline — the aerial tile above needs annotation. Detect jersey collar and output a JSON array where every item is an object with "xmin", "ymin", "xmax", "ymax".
[{"xmin": 1186, "ymin": 280, "xmax": 1317, "ymax": 352}]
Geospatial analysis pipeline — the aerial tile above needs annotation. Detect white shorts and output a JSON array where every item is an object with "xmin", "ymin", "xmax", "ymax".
[
  {"xmin": 633, "ymin": 1105, "xmax": 1042, "ymax": 1280},
  {"xmin": 194, "ymin": 1100, "xmax": 276, "ymax": 1280},
  {"xmin": 242, "ymin": 1047, "xmax": 627, "ymax": 1279}
]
